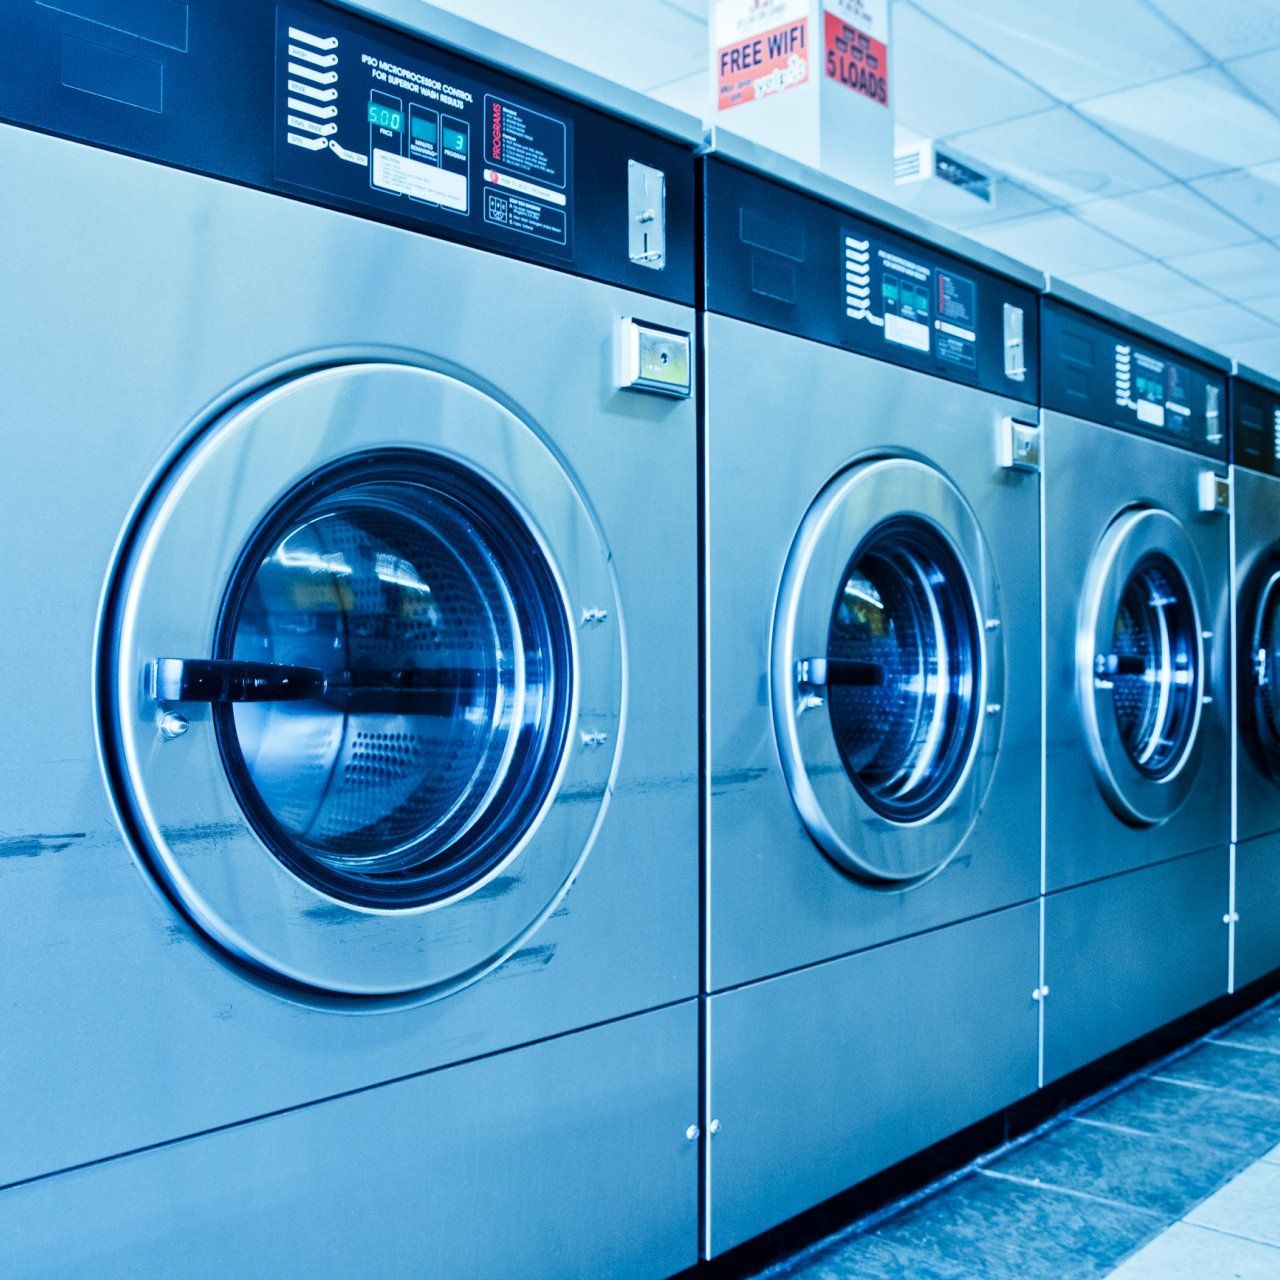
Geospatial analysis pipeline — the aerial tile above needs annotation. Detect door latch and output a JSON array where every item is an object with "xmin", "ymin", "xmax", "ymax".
[
  {"xmin": 1197, "ymin": 470, "xmax": 1230, "ymax": 514},
  {"xmin": 618, "ymin": 318, "xmax": 691, "ymax": 398},
  {"xmin": 997, "ymin": 417, "xmax": 1040, "ymax": 472}
]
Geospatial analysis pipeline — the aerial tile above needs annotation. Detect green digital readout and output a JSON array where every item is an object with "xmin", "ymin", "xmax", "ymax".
[
  {"xmin": 367, "ymin": 102, "xmax": 404, "ymax": 131},
  {"xmin": 410, "ymin": 115, "xmax": 437, "ymax": 144},
  {"xmin": 442, "ymin": 125, "xmax": 467, "ymax": 155}
]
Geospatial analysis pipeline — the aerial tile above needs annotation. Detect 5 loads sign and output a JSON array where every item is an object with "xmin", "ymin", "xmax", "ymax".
[
  {"xmin": 715, "ymin": 0, "xmax": 810, "ymax": 111},
  {"xmin": 823, "ymin": 0, "xmax": 890, "ymax": 106}
]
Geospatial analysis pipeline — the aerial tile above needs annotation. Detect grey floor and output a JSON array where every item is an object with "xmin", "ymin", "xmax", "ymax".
[{"xmin": 755, "ymin": 996, "xmax": 1280, "ymax": 1279}]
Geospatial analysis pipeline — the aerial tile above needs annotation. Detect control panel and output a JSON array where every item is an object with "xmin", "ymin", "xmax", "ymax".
[
  {"xmin": 1041, "ymin": 300, "xmax": 1227, "ymax": 461},
  {"xmin": 1232, "ymin": 375, "xmax": 1280, "ymax": 478},
  {"xmin": 702, "ymin": 157, "xmax": 1039, "ymax": 405},
  {"xmin": 0, "ymin": 0, "xmax": 695, "ymax": 304}
]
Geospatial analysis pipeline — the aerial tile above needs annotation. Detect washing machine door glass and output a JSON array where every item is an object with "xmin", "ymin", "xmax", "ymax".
[
  {"xmin": 214, "ymin": 454, "xmax": 571, "ymax": 909},
  {"xmin": 106, "ymin": 364, "xmax": 622, "ymax": 997},
  {"xmin": 774, "ymin": 458, "xmax": 1002, "ymax": 883},
  {"xmin": 1081, "ymin": 508, "xmax": 1206, "ymax": 825},
  {"xmin": 824, "ymin": 518, "xmax": 979, "ymax": 822},
  {"xmin": 1248, "ymin": 567, "xmax": 1280, "ymax": 777}
]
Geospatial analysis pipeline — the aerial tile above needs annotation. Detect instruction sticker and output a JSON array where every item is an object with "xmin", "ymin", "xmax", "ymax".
[
  {"xmin": 823, "ymin": 0, "xmax": 889, "ymax": 106},
  {"xmin": 715, "ymin": 0, "xmax": 810, "ymax": 111}
]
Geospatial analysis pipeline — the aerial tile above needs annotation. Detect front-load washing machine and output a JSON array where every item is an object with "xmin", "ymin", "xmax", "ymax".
[
  {"xmin": 0, "ymin": 3, "xmax": 699, "ymax": 1275},
  {"xmin": 1230, "ymin": 364, "xmax": 1280, "ymax": 991},
  {"xmin": 700, "ymin": 135, "xmax": 1044, "ymax": 1256},
  {"xmin": 1041, "ymin": 282, "xmax": 1232, "ymax": 1084}
]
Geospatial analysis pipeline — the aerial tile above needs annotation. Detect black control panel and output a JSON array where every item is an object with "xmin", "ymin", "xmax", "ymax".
[
  {"xmin": 1233, "ymin": 374, "xmax": 1280, "ymax": 477},
  {"xmin": 701, "ymin": 157, "xmax": 1040, "ymax": 405},
  {"xmin": 0, "ymin": 0, "xmax": 695, "ymax": 303},
  {"xmin": 1042, "ymin": 299, "xmax": 1228, "ymax": 461}
]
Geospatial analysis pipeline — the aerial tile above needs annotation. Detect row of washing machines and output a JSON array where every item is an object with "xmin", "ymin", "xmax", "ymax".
[{"xmin": 1, "ymin": 2, "xmax": 1278, "ymax": 1277}]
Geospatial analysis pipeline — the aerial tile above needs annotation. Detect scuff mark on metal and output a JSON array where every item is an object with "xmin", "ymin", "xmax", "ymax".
[{"xmin": 0, "ymin": 832, "xmax": 87, "ymax": 859}]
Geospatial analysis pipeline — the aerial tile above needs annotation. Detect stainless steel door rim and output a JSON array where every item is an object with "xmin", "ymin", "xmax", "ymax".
[
  {"xmin": 104, "ymin": 362, "xmax": 623, "ymax": 997},
  {"xmin": 772, "ymin": 457, "xmax": 1002, "ymax": 883},
  {"xmin": 1077, "ymin": 506, "xmax": 1207, "ymax": 827}
]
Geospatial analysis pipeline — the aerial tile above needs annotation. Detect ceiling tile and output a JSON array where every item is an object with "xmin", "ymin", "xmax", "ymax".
[
  {"xmin": 1076, "ymin": 67, "xmax": 1280, "ymax": 180},
  {"xmin": 1156, "ymin": 300, "xmax": 1279, "ymax": 347},
  {"xmin": 969, "ymin": 210, "xmax": 1144, "ymax": 275},
  {"xmin": 648, "ymin": 69, "xmax": 708, "ymax": 118},
  {"xmin": 1075, "ymin": 183, "xmax": 1255, "ymax": 257},
  {"xmin": 909, "ymin": 0, "xmax": 1205, "ymax": 101},
  {"xmin": 655, "ymin": 0, "xmax": 707, "ymax": 17},
  {"xmin": 1165, "ymin": 240, "xmax": 1280, "ymax": 301},
  {"xmin": 1230, "ymin": 334, "xmax": 1280, "ymax": 378},
  {"xmin": 892, "ymin": 3, "xmax": 1054, "ymax": 138},
  {"xmin": 949, "ymin": 107, "xmax": 1168, "ymax": 203},
  {"xmin": 1148, "ymin": 0, "xmax": 1280, "ymax": 61},
  {"xmin": 892, "ymin": 175, "xmax": 1050, "ymax": 229},
  {"xmin": 1070, "ymin": 261, "xmax": 1219, "ymax": 315},
  {"xmin": 1191, "ymin": 162, "xmax": 1280, "ymax": 237},
  {"xmin": 425, "ymin": 0, "xmax": 706, "ymax": 89},
  {"xmin": 1247, "ymin": 293, "xmax": 1280, "ymax": 326},
  {"xmin": 1232, "ymin": 48, "xmax": 1280, "ymax": 116}
]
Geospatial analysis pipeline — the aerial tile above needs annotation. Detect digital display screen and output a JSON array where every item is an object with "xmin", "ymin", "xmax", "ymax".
[
  {"xmin": 443, "ymin": 125, "xmax": 467, "ymax": 155},
  {"xmin": 367, "ymin": 102, "xmax": 403, "ymax": 131},
  {"xmin": 410, "ymin": 115, "xmax": 437, "ymax": 144}
]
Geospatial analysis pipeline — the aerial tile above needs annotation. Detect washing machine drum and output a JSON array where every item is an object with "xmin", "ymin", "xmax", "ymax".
[
  {"xmin": 1079, "ymin": 507, "xmax": 1206, "ymax": 825},
  {"xmin": 773, "ymin": 458, "xmax": 1003, "ymax": 884},
  {"xmin": 1243, "ymin": 557, "xmax": 1280, "ymax": 781},
  {"xmin": 104, "ymin": 364, "xmax": 622, "ymax": 997}
]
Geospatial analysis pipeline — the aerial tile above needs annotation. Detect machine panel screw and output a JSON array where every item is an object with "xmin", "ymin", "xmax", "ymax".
[
  {"xmin": 158, "ymin": 712, "xmax": 189, "ymax": 740},
  {"xmin": 581, "ymin": 730, "xmax": 609, "ymax": 749},
  {"xmin": 709, "ymin": 1118, "xmax": 721, "ymax": 1135},
  {"xmin": 685, "ymin": 1124, "xmax": 700, "ymax": 1141},
  {"xmin": 986, "ymin": 703, "xmax": 1002, "ymax": 715},
  {"xmin": 984, "ymin": 618, "xmax": 1001, "ymax": 631},
  {"xmin": 581, "ymin": 608, "xmax": 610, "ymax": 626}
]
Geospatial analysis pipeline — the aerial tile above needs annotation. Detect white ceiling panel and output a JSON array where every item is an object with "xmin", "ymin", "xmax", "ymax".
[
  {"xmin": 425, "ymin": 0, "xmax": 705, "ymax": 90},
  {"xmin": 1076, "ymin": 67, "xmax": 1280, "ymax": 180},
  {"xmin": 1069, "ymin": 261, "xmax": 1219, "ymax": 316},
  {"xmin": 1147, "ymin": 0, "xmax": 1280, "ymax": 62},
  {"xmin": 908, "ymin": 0, "xmax": 1205, "ymax": 102},
  {"xmin": 1164, "ymin": 240, "xmax": 1280, "ymax": 301},
  {"xmin": 891, "ymin": 3, "xmax": 1053, "ymax": 138},
  {"xmin": 968, "ymin": 210, "xmax": 1144, "ymax": 275},
  {"xmin": 1155, "ymin": 300, "xmax": 1280, "ymax": 346},
  {"xmin": 1074, "ymin": 183, "xmax": 1255, "ymax": 257},
  {"xmin": 648, "ymin": 69, "xmax": 708, "ymax": 117},
  {"xmin": 1191, "ymin": 162, "xmax": 1280, "ymax": 237},
  {"xmin": 949, "ymin": 108, "xmax": 1168, "ymax": 204},
  {"xmin": 1232, "ymin": 334, "xmax": 1280, "ymax": 370},
  {"xmin": 1232, "ymin": 48, "xmax": 1280, "ymax": 117},
  {"xmin": 1247, "ymin": 293, "xmax": 1280, "ymax": 327}
]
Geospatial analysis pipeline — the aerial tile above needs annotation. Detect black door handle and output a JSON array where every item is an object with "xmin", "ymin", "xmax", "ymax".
[
  {"xmin": 1094, "ymin": 653, "xmax": 1149, "ymax": 679},
  {"xmin": 152, "ymin": 658, "xmax": 327, "ymax": 703},
  {"xmin": 796, "ymin": 658, "xmax": 886, "ymax": 688}
]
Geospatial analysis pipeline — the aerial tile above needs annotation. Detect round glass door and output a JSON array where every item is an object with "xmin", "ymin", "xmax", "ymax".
[
  {"xmin": 1080, "ymin": 508, "xmax": 1206, "ymax": 825},
  {"xmin": 773, "ymin": 459, "xmax": 1001, "ymax": 884},
  {"xmin": 1248, "ymin": 567, "xmax": 1280, "ymax": 778},
  {"xmin": 104, "ymin": 364, "xmax": 621, "ymax": 997},
  {"xmin": 215, "ymin": 453, "xmax": 572, "ymax": 909}
]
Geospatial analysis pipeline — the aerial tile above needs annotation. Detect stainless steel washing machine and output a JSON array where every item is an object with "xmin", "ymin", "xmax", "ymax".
[
  {"xmin": 1230, "ymin": 364, "xmax": 1280, "ymax": 991},
  {"xmin": 0, "ymin": 4, "xmax": 698, "ymax": 1275},
  {"xmin": 1041, "ymin": 282, "xmax": 1232, "ymax": 1084},
  {"xmin": 700, "ymin": 135, "xmax": 1044, "ymax": 1257}
]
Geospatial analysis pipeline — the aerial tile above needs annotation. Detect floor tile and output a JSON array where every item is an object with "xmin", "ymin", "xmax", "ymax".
[
  {"xmin": 1079, "ymin": 1077, "xmax": 1280, "ymax": 1157},
  {"xmin": 1215, "ymin": 1010, "xmax": 1280, "ymax": 1055},
  {"xmin": 1159, "ymin": 1042, "xmax": 1280, "ymax": 1099},
  {"xmin": 985, "ymin": 1118, "xmax": 1245, "ymax": 1217},
  {"xmin": 868, "ymin": 1171, "xmax": 1157, "ymax": 1280},
  {"xmin": 770, "ymin": 1229, "xmax": 974, "ymax": 1279},
  {"xmin": 1186, "ymin": 1161, "xmax": 1280, "ymax": 1248},
  {"xmin": 1106, "ymin": 1221, "xmax": 1280, "ymax": 1279}
]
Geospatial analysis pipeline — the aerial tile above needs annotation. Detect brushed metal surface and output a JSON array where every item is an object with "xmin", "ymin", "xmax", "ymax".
[
  {"xmin": 0, "ymin": 123, "xmax": 697, "ymax": 1189},
  {"xmin": 1235, "ymin": 828, "xmax": 1280, "ymax": 989},
  {"xmin": 704, "ymin": 313, "xmax": 1041, "ymax": 993},
  {"xmin": 1043, "ymin": 410, "xmax": 1231, "ymax": 891},
  {"xmin": 0, "ymin": 1003, "xmax": 699, "ymax": 1280},
  {"xmin": 1043, "ymin": 849, "xmax": 1229, "ymax": 1084}
]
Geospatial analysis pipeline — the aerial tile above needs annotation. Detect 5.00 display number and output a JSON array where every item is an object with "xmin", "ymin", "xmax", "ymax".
[{"xmin": 367, "ymin": 103, "xmax": 404, "ymax": 131}]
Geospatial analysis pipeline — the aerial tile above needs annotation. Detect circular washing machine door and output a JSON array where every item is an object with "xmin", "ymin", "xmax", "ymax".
[
  {"xmin": 1241, "ymin": 552, "xmax": 1280, "ymax": 783},
  {"xmin": 772, "ymin": 458, "xmax": 1001, "ymax": 883},
  {"xmin": 102, "ymin": 364, "xmax": 621, "ymax": 997},
  {"xmin": 1078, "ymin": 508, "xmax": 1206, "ymax": 826}
]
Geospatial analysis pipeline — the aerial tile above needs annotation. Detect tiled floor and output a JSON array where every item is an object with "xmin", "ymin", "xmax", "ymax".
[{"xmin": 756, "ymin": 997, "xmax": 1280, "ymax": 1279}]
